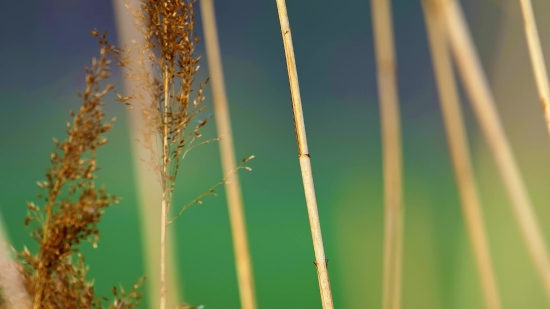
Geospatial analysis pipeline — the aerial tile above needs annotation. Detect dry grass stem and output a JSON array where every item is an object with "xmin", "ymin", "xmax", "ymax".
[
  {"xmin": 274, "ymin": 1, "xmax": 334, "ymax": 308},
  {"xmin": 370, "ymin": 0, "xmax": 404, "ymax": 308},
  {"xmin": 199, "ymin": 1, "xmax": 257, "ymax": 308},
  {"xmin": 422, "ymin": 1, "xmax": 501, "ymax": 308},
  {"xmin": 518, "ymin": 0, "xmax": 550, "ymax": 138},
  {"xmin": 440, "ymin": 0, "xmax": 550, "ymax": 303}
]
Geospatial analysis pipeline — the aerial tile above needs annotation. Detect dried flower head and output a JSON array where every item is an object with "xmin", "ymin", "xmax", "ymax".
[
  {"xmin": 0, "ymin": 31, "xmax": 144, "ymax": 309},
  {"xmin": 117, "ymin": 0, "xmax": 212, "ymax": 203}
]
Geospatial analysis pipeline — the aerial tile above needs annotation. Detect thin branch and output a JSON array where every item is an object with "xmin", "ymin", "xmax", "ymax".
[
  {"xmin": 199, "ymin": 1, "xmax": 257, "ymax": 308},
  {"xmin": 421, "ymin": 1, "xmax": 501, "ymax": 308},
  {"xmin": 168, "ymin": 160, "xmax": 252, "ymax": 225},
  {"xmin": 370, "ymin": 0, "xmax": 404, "ymax": 308},
  {"xmin": 274, "ymin": 1, "xmax": 334, "ymax": 308},
  {"xmin": 440, "ymin": 0, "xmax": 550, "ymax": 303},
  {"xmin": 518, "ymin": 0, "xmax": 550, "ymax": 138}
]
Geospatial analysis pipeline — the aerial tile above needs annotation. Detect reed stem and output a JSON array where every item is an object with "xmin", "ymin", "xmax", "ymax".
[
  {"xmin": 440, "ymin": 0, "xmax": 550, "ymax": 303},
  {"xmin": 518, "ymin": 0, "xmax": 550, "ymax": 139},
  {"xmin": 422, "ymin": 2, "xmax": 501, "ymax": 308},
  {"xmin": 274, "ymin": 1, "xmax": 334, "ymax": 308},
  {"xmin": 200, "ymin": 1, "xmax": 257, "ymax": 308},
  {"xmin": 369, "ymin": 0, "xmax": 404, "ymax": 308}
]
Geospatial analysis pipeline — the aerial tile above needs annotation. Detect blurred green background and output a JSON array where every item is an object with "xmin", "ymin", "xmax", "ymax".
[{"xmin": 2, "ymin": 0, "xmax": 550, "ymax": 308}]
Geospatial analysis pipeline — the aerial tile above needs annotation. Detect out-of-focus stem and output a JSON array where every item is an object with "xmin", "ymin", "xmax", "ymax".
[
  {"xmin": 370, "ymin": 0, "xmax": 404, "ymax": 308},
  {"xmin": 0, "ymin": 211, "xmax": 31, "ymax": 309},
  {"xmin": 200, "ymin": 1, "xmax": 257, "ymax": 309},
  {"xmin": 518, "ymin": 0, "xmax": 550, "ymax": 139},
  {"xmin": 422, "ymin": 1, "xmax": 501, "ymax": 308},
  {"xmin": 440, "ymin": 0, "xmax": 550, "ymax": 304}
]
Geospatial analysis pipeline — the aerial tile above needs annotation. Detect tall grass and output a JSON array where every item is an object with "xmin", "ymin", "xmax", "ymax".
[
  {"xmin": 274, "ymin": 1, "xmax": 334, "ymax": 308},
  {"xmin": 199, "ymin": 1, "xmax": 257, "ymax": 308},
  {"xmin": 114, "ymin": 2, "xmax": 212, "ymax": 308},
  {"xmin": 112, "ymin": 0, "xmax": 182, "ymax": 307},
  {"xmin": 369, "ymin": 0, "xmax": 404, "ymax": 308},
  {"xmin": 115, "ymin": 1, "xmax": 253, "ymax": 308},
  {"xmin": 421, "ymin": 1, "xmax": 501, "ymax": 308},
  {"xmin": 439, "ymin": 0, "xmax": 550, "ymax": 304}
]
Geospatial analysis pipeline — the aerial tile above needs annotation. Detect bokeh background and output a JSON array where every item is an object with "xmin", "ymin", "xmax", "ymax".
[{"xmin": 2, "ymin": 0, "xmax": 550, "ymax": 308}]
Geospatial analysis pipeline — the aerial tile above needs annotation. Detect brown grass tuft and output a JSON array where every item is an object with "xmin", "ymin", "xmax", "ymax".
[{"xmin": 0, "ymin": 31, "xmax": 145, "ymax": 309}]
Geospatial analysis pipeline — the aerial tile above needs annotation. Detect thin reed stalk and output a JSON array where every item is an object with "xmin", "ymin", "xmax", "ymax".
[
  {"xmin": 518, "ymin": 0, "xmax": 550, "ymax": 138},
  {"xmin": 160, "ymin": 59, "xmax": 171, "ymax": 309},
  {"xmin": 199, "ymin": 1, "xmax": 257, "ymax": 309},
  {"xmin": 421, "ymin": 1, "xmax": 501, "ymax": 308},
  {"xmin": 274, "ymin": 1, "xmax": 334, "ymax": 308},
  {"xmin": 369, "ymin": 0, "xmax": 404, "ymax": 308},
  {"xmin": 439, "ymin": 0, "xmax": 550, "ymax": 303},
  {"xmin": 0, "ymin": 212, "xmax": 30, "ymax": 309}
]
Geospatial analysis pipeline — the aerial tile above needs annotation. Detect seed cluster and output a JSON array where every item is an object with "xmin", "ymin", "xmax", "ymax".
[{"xmin": 0, "ymin": 33, "xmax": 144, "ymax": 309}]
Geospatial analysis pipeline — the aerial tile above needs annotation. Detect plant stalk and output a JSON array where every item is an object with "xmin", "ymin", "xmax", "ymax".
[
  {"xmin": 274, "ymin": 1, "xmax": 333, "ymax": 308},
  {"xmin": 518, "ymin": 0, "xmax": 550, "ymax": 139},
  {"xmin": 199, "ymin": 1, "xmax": 257, "ymax": 309},
  {"xmin": 369, "ymin": 0, "xmax": 404, "ymax": 308},
  {"xmin": 160, "ymin": 67, "xmax": 170, "ymax": 309},
  {"xmin": 421, "ymin": 1, "xmax": 501, "ymax": 308},
  {"xmin": 440, "ymin": 0, "xmax": 550, "ymax": 303}
]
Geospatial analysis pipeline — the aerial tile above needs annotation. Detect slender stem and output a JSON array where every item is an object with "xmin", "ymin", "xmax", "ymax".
[
  {"xmin": 518, "ymin": 0, "xmax": 550, "ymax": 138},
  {"xmin": 440, "ymin": 0, "xmax": 550, "ymax": 303},
  {"xmin": 421, "ymin": 2, "xmax": 501, "ymax": 308},
  {"xmin": 274, "ymin": 1, "xmax": 334, "ymax": 308},
  {"xmin": 199, "ymin": 2, "xmax": 257, "ymax": 308},
  {"xmin": 160, "ymin": 67, "xmax": 169, "ymax": 309},
  {"xmin": 369, "ymin": 0, "xmax": 404, "ymax": 308}
]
